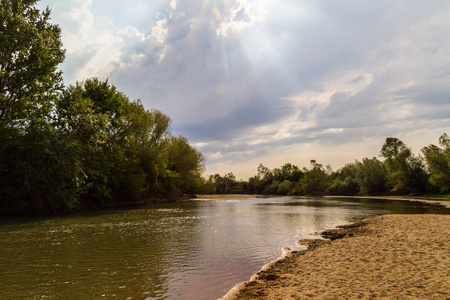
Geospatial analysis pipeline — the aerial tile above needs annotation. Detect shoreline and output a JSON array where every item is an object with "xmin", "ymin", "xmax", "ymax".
[
  {"xmin": 325, "ymin": 195, "xmax": 450, "ymax": 208},
  {"xmin": 221, "ymin": 213, "xmax": 450, "ymax": 299}
]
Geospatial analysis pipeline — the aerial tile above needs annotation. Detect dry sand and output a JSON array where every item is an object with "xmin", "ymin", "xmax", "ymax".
[{"xmin": 222, "ymin": 214, "xmax": 450, "ymax": 300}]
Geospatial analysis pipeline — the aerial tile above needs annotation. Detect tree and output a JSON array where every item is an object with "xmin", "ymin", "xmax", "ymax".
[
  {"xmin": 277, "ymin": 163, "xmax": 302, "ymax": 182},
  {"xmin": 356, "ymin": 157, "xmax": 387, "ymax": 194},
  {"xmin": 166, "ymin": 136, "xmax": 205, "ymax": 196},
  {"xmin": 0, "ymin": 0, "xmax": 70, "ymax": 215},
  {"xmin": 380, "ymin": 137, "xmax": 408, "ymax": 160},
  {"xmin": 422, "ymin": 133, "xmax": 450, "ymax": 193},
  {"xmin": 297, "ymin": 160, "xmax": 330, "ymax": 195},
  {"xmin": 56, "ymin": 79, "xmax": 130, "ymax": 203},
  {"xmin": 247, "ymin": 175, "xmax": 262, "ymax": 194},
  {"xmin": 0, "ymin": 0, "xmax": 65, "ymax": 128},
  {"xmin": 277, "ymin": 180, "xmax": 293, "ymax": 195},
  {"xmin": 263, "ymin": 180, "xmax": 280, "ymax": 195},
  {"xmin": 57, "ymin": 79, "xmax": 175, "ymax": 204},
  {"xmin": 257, "ymin": 164, "xmax": 271, "ymax": 181},
  {"xmin": 332, "ymin": 162, "xmax": 359, "ymax": 181},
  {"xmin": 326, "ymin": 176, "xmax": 359, "ymax": 196},
  {"xmin": 381, "ymin": 138, "xmax": 427, "ymax": 194}
]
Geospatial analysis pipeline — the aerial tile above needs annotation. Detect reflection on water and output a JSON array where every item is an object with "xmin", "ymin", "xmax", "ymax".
[{"xmin": 0, "ymin": 197, "xmax": 448, "ymax": 299}]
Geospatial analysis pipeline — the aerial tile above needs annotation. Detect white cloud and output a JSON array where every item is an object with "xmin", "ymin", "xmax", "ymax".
[
  {"xmin": 216, "ymin": 0, "xmax": 271, "ymax": 36},
  {"xmin": 38, "ymin": 0, "xmax": 166, "ymax": 83}
]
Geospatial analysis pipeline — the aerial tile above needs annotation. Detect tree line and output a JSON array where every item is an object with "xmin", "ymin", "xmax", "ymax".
[
  {"xmin": 204, "ymin": 134, "xmax": 450, "ymax": 197},
  {"xmin": 0, "ymin": 0, "xmax": 205, "ymax": 215}
]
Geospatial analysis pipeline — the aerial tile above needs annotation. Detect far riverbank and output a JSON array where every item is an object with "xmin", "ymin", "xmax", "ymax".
[
  {"xmin": 222, "ymin": 213, "xmax": 450, "ymax": 299},
  {"xmin": 325, "ymin": 195, "xmax": 450, "ymax": 208},
  {"xmin": 190, "ymin": 194, "xmax": 450, "ymax": 208},
  {"xmin": 189, "ymin": 194, "xmax": 255, "ymax": 201}
]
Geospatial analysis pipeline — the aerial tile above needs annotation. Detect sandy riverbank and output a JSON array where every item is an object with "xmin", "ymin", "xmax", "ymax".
[{"xmin": 222, "ymin": 214, "xmax": 450, "ymax": 299}]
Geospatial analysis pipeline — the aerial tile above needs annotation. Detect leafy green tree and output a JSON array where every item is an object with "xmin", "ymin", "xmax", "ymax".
[
  {"xmin": 166, "ymin": 136, "xmax": 205, "ymax": 196},
  {"xmin": 108, "ymin": 100, "xmax": 170, "ymax": 201},
  {"xmin": 57, "ymin": 79, "xmax": 175, "ymax": 204},
  {"xmin": 233, "ymin": 180, "xmax": 248, "ymax": 194},
  {"xmin": 356, "ymin": 157, "xmax": 387, "ymax": 194},
  {"xmin": 277, "ymin": 180, "xmax": 293, "ymax": 195},
  {"xmin": 297, "ymin": 160, "xmax": 331, "ymax": 195},
  {"xmin": 380, "ymin": 137, "xmax": 408, "ymax": 160},
  {"xmin": 280, "ymin": 163, "xmax": 295, "ymax": 176},
  {"xmin": 247, "ymin": 175, "xmax": 262, "ymax": 194},
  {"xmin": 0, "ymin": 125, "xmax": 83, "ymax": 214},
  {"xmin": 332, "ymin": 162, "xmax": 359, "ymax": 182},
  {"xmin": 263, "ymin": 180, "xmax": 280, "ymax": 194},
  {"xmin": 56, "ymin": 79, "xmax": 129, "ymax": 203},
  {"xmin": 271, "ymin": 168, "xmax": 282, "ymax": 182},
  {"xmin": 272, "ymin": 163, "xmax": 302, "ymax": 182},
  {"xmin": 326, "ymin": 158, "xmax": 388, "ymax": 196},
  {"xmin": 422, "ymin": 133, "xmax": 450, "ymax": 193},
  {"xmin": 0, "ymin": 0, "xmax": 72, "ymax": 215},
  {"xmin": 257, "ymin": 163, "xmax": 272, "ymax": 182},
  {"xmin": 326, "ymin": 162, "xmax": 359, "ymax": 195},
  {"xmin": 381, "ymin": 137, "xmax": 428, "ymax": 194},
  {"xmin": 248, "ymin": 163, "xmax": 271, "ymax": 194},
  {"xmin": 209, "ymin": 172, "xmax": 238, "ymax": 194},
  {"xmin": 326, "ymin": 176, "xmax": 359, "ymax": 196},
  {"xmin": 0, "ymin": 0, "xmax": 65, "ymax": 128}
]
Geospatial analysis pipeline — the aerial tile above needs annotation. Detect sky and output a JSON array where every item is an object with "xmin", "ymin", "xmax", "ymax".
[{"xmin": 37, "ymin": 0, "xmax": 450, "ymax": 179}]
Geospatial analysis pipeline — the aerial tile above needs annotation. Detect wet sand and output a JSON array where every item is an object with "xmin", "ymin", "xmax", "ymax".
[{"xmin": 222, "ymin": 214, "xmax": 450, "ymax": 299}]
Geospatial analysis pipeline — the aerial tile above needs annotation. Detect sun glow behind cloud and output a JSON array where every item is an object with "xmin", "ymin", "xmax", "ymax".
[{"xmin": 215, "ymin": 0, "xmax": 271, "ymax": 36}]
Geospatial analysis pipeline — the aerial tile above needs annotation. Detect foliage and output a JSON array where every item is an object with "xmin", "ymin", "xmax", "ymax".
[
  {"xmin": 277, "ymin": 180, "xmax": 294, "ymax": 195},
  {"xmin": 295, "ymin": 160, "xmax": 331, "ymax": 195},
  {"xmin": 0, "ymin": 0, "xmax": 70, "ymax": 214},
  {"xmin": 205, "ymin": 135, "xmax": 448, "ymax": 198},
  {"xmin": 422, "ymin": 133, "xmax": 450, "ymax": 193},
  {"xmin": 166, "ymin": 135, "xmax": 205, "ymax": 196},
  {"xmin": 0, "ymin": 0, "xmax": 65, "ymax": 128},
  {"xmin": 1, "ymin": 74, "xmax": 206, "ymax": 215},
  {"xmin": 206, "ymin": 173, "xmax": 238, "ymax": 194},
  {"xmin": 56, "ymin": 79, "xmax": 204, "ymax": 205},
  {"xmin": 356, "ymin": 158, "xmax": 387, "ymax": 194},
  {"xmin": 0, "ymin": 126, "xmax": 81, "ymax": 214},
  {"xmin": 380, "ymin": 137, "xmax": 408, "ymax": 160},
  {"xmin": 381, "ymin": 137, "xmax": 428, "ymax": 194},
  {"xmin": 326, "ymin": 177, "xmax": 359, "ymax": 196}
]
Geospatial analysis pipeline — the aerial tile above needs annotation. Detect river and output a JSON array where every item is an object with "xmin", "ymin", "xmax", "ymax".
[{"xmin": 0, "ymin": 196, "xmax": 448, "ymax": 299}]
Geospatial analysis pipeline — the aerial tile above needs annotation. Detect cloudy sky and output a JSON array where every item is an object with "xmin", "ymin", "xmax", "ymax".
[{"xmin": 38, "ymin": 0, "xmax": 450, "ymax": 179}]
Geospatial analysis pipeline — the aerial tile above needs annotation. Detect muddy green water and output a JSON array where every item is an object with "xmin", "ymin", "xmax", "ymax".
[{"xmin": 0, "ymin": 196, "xmax": 449, "ymax": 299}]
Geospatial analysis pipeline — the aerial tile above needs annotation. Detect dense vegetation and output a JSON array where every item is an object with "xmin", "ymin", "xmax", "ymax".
[
  {"xmin": 0, "ymin": 0, "xmax": 205, "ymax": 215},
  {"xmin": 204, "ymin": 134, "xmax": 450, "ymax": 197}
]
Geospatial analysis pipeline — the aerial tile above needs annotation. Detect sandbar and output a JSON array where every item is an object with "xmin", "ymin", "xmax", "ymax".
[{"xmin": 222, "ymin": 214, "xmax": 450, "ymax": 299}]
